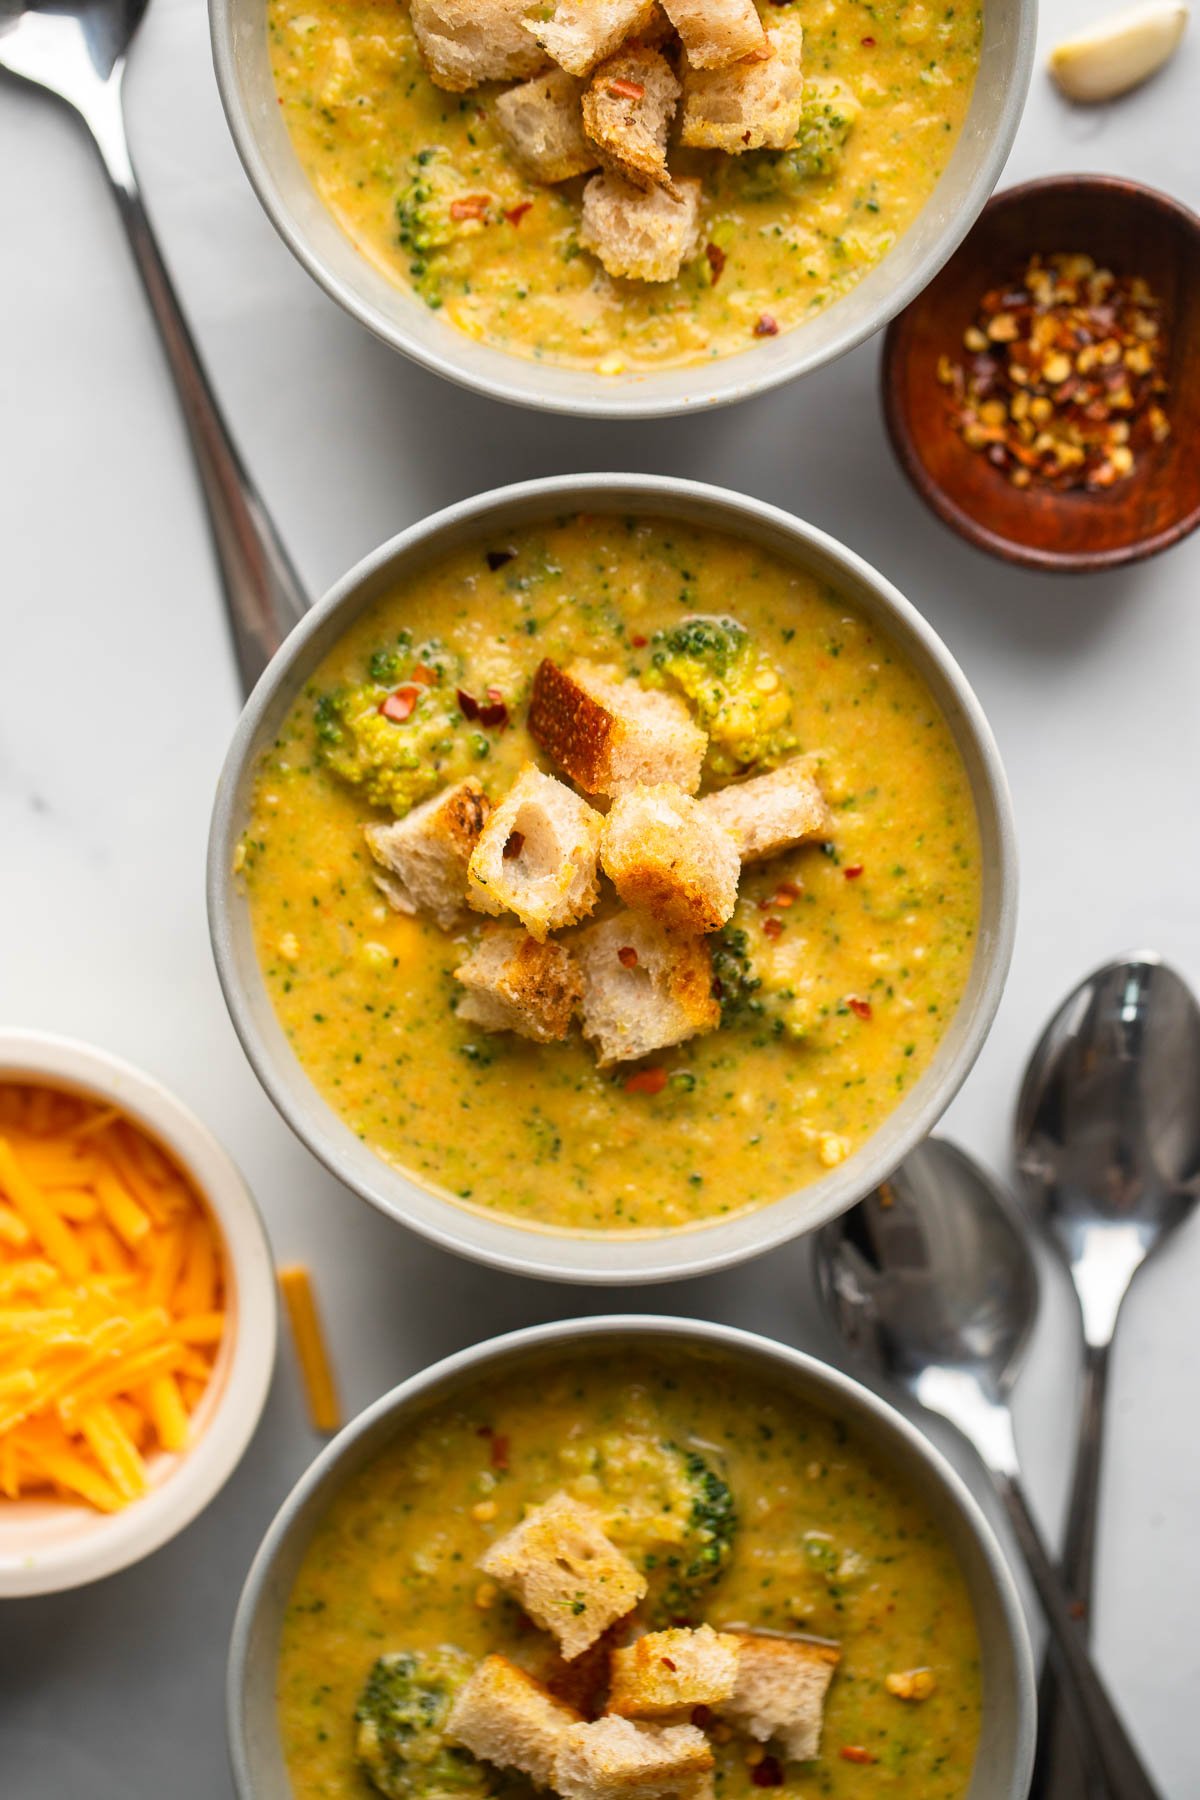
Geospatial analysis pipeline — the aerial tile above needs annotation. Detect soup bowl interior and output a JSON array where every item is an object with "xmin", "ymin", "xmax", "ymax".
[
  {"xmin": 228, "ymin": 1317, "xmax": 1035, "ymax": 1800},
  {"xmin": 208, "ymin": 476, "xmax": 1016, "ymax": 1283},
  {"xmin": 209, "ymin": 0, "xmax": 1035, "ymax": 418}
]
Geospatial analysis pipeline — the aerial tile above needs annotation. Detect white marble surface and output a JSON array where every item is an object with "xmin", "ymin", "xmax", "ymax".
[{"xmin": 1, "ymin": 0, "xmax": 1198, "ymax": 1791}]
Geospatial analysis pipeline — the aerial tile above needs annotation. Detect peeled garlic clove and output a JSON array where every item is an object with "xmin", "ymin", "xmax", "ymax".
[{"xmin": 1049, "ymin": 0, "xmax": 1189, "ymax": 100}]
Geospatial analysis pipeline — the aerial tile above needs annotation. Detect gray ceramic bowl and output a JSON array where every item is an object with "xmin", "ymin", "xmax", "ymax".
[
  {"xmin": 227, "ymin": 1317, "xmax": 1036, "ymax": 1798},
  {"xmin": 207, "ymin": 475, "xmax": 1017, "ymax": 1284},
  {"xmin": 208, "ymin": 0, "xmax": 1036, "ymax": 418}
]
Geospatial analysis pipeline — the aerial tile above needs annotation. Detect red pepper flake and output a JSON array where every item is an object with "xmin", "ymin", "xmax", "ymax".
[
  {"xmin": 490, "ymin": 1433, "xmax": 510, "ymax": 1470},
  {"xmin": 617, "ymin": 946, "xmax": 639, "ymax": 968},
  {"xmin": 860, "ymin": 34, "xmax": 876, "ymax": 45},
  {"xmin": 457, "ymin": 688, "xmax": 480, "ymax": 720},
  {"xmin": 690, "ymin": 1706, "xmax": 714, "ymax": 1728},
  {"xmin": 660, "ymin": 1656, "xmax": 677, "ymax": 1671},
  {"xmin": 751, "ymin": 1757, "xmax": 784, "ymax": 1787},
  {"xmin": 607, "ymin": 77, "xmax": 645, "ymax": 99},
  {"xmin": 762, "ymin": 917, "xmax": 784, "ymax": 940},
  {"xmin": 754, "ymin": 314, "xmax": 779, "ymax": 338},
  {"xmin": 479, "ymin": 699, "xmax": 509, "ymax": 729},
  {"xmin": 477, "ymin": 1424, "xmax": 493, "ymax": 1437},
  {"xmin": 380, "ymin": 685, "xmax": 419, "ymax": 722},
  {"xmin": 631, "ymin": 633, "xmax": 648, "ymax": 648},
  {"xmin": 410, "ymin": 662, "xmax": 436, "ymax": 686},
  {"xmin": 705, "ymin": 242, "xmax": 727, "ymax": 285},
  {"xmin": 625, "ymin": 1067, "xmax": 668, "ymax": 1095},
  {"xmin": 840, "ymin": 1747, "xmax": 877, "ymax": 1765},
  {"xmin": 486, "ymin": 548, "xmax": 516, "ymax": 571},
  {"xmin": 450, "ymin": 195, "xmax": 491, "ymax": 222},
  {"xmin": 505, "ymin": 201, "xmax": 533, "ymax": 226},
  {"xmin": 503, "ymin": 830, "xmax": 525, "ymax": 861},
  {"xmin": 847, "ymin": 996, "xmax": 873, "ymax": 1021},
  {"xmin": 843, "ymin": 863, "xmax": 864, "ymax": 880}
]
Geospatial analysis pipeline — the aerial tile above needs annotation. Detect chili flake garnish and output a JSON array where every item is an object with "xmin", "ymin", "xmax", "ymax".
[
  {"xmin": 607, "ymin": 77, "xmax": 646, "ymax": 99},
  {"xmin": 457, "ymin": 688, "xmax": 480, "ymax": 719},
  {"xmin": 840, "ymin": 1746, "xmax": 877, "ymax": 1765},
  {"xmin": 485, "ymin": 548, "xmax": 516, "ymax": 570},
  {"xmin": 760, "ymin": 881, "xmax": 801, "ymax": 909},
  {"xmin": 706, "ymin": 243, "xmax": 727, "ymax": 285},
  {"xmin": 410, "ymin": 662, "xmax": 437, "ymax": 686},
  {"xmin": 660, "ymin": 1656, "xmax": 678, "ymax": 1671},
  {"xmin": 843, "ymin": 863, "xmax": 864, "ymax": 880},
  {"xmin": 847, "ymin": 996, "xmax": 873, "ymax": 1021},
  {"xmin": 505, "ymin": 201, "xmax": 533, "ymax": 226},
  {"xmin": 631, "ymin": 634, "xmax": 648, "ymax": 648},
  {"xmin": 751, "ymin": 1757, "xmax": 784, "ymax": 1787},
  {"xmin": 754, "ymin": 314, "xmax": 779, "ymax": 338},
  {"xmin": 380, "ymin": 686, "xmax": 419, "ymax": 722},
  {"xmin": 861, "ymin": 35, "xmax": 876, "ymax": 45},
  {"xmin": 762, "ymin": 916, "xmax": 784, "ymax": 940},
  {"xmin": 625, "ymin": 1067, "xmax": 668, "ymax": 1095},
  {"xmin": 503, "ymin": 831, "xmax": 525, "ymax": 860},
  {"xmin": 617, "ymin": 946, "xmax": 639, "ymax": 968},
  {"xmin": 449, "ymin": 195, "xmax": 491, "ymax": 222},
  {"xmin": 479, "ymin": 698, "xmax": 509, "ymax": 728},
  {"xmin": 940, "ymin": 252, "xmax": 1170, "ymax": 491},
  {"xmin": 489, "ymin": 1432, "xmax": 510, "ymax": 1470}
]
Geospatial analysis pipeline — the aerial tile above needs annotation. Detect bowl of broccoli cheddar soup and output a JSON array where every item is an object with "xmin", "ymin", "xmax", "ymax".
[
  {"xmin": 210, "ymin": 0, "xmax": 1034, "ymax": 413},
  {"xmin": 209, "ymin": 476, "xmax": 1015, "ymax": 1282},
  {"xmin": 228, "ymin": 1319, "xmax": 1035, "ymax": 1800}
]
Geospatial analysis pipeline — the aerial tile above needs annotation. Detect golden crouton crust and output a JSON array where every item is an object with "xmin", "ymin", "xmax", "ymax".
[
  {"xmin": 528, "ymin": 658, "xmax": 620, "ymax": 793},
  {"xmin": 660, "ymin": 0, "xmax": 766, "ymax": 68},
  {"xmin": 495, "ymin": 68, "xmax": 599, "ymax": 183},
  {"xmin": 479, "ymin": 1492, "xmax": 648, "ymax": 1660},
  {"xmin": 500, "ymin": 934, "xmax": 584, "ymax": 1038},
  {"xmin": 442, "ymin": 778, "xmax": 492, "ymax": 851},
  {"xmin": 447, "ymin": 1654, "xmax": 583, "ymax": 1788},
  {"xmin": 582, "ymin": 46, "xmax": 681, "ymax": 194},
  {"xmin": 580, "ymin": 173, "xmax": 703, "ymax": 283},
  {"xmin": 680, "ymin": 16, "xmax": 805, "ymax": 152},
  {"xmin": 608, "ymin": 1626, "xmax": 741, "ymax": 1718},
  {"xmin": 716, "ymin": 1630, "xmax": 841, "ymax": 1762}
]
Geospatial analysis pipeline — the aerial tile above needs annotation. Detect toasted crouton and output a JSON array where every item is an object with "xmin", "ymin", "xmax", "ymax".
[
  {"xmin": 582, "ymin": 47, "xmax": 681, "ymax": 193},
  {"xmin": 479, "ymin": 1493, "xmax": 648, "ymax": 1659},
  {"xmin": 715, "ymin": 1632, "xmax": 841, "ymax": 1763},
  {"xmin": 447, "ymin": 1655, "xmax": 583, "ymax": 1787},
  {"xmin": 364, "ymin": 778, "xmax": 490, "ymax": 929},
  {"xmin": 411, "ymin": 0, "xmax": 548, "ymax": 89},
  {"xmin": 455, "ymin": 927, "xmax": 582, "ymax": 1042},
  {"xmin": 529, "ymin": 660, "xmax": 706, "ymax": 795},
  {"xmin": 555, "ymin": 1717, "xmax": 714, "ymax": 1800},
  {"xmin": 468, "ymin": 764, "xmax": 603, "ymax": 940},
  {"xmin": 609, "ymin": 1626, "xmax": 741, "ymax": 1719},
  {"xmin": 680, "ymin": 16, "xmax": 805, "ymax": 151},
  {"xmin": 601, "ymin": 784, "xmax": 739, "ymax": 932},
  {"xmin": 660, "ymin": 0, "xmax": 765, "ymax": 68},
  {"xmin": 576, "ymin": 911, "xmax": 720, "ymax": 1065},
  {"xmin": 580, "ymin": 172, "xmax": 703, "ymax": 281},
  {"xmin": 698, "ymin": 760, "xmax": 832, "ymax": 863},
  {"xmin": 495, "ymin": 69, "xmax": 600, "ymax": 182},
  {"xmin": 526, "ymin": 0, "xmax": 660, "ymax": 77}
]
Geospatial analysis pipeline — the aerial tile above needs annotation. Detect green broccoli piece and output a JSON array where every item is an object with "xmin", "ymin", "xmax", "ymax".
[
  {"xmin": 397, "ymin": 148, "xmax": 494, "ymax": 298},
  {"xmin": 715, "ymin": 81, "xmax": 860, "ymax": 201},
  {"xmin": 563, "ymin": 1434, "xmax": 737, "ymax": 1623},
  {"xmin": 355, "ymin": 1648, "xmax": 493, "ymax": 1800},
  {"xmin": 312, "ymin": 636, "xmax": 466, "ymax": 816},
  {"xmin": 710, "ymin": 926, "xmax": 766, "ymax": 1026},
  {"xmin": 649, "ymin": 614, "xmax": 795, "ymax": 776}
]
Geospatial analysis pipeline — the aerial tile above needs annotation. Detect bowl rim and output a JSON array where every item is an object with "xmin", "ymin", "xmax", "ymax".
[
  {"xmin": 207, "ymin": 473, "xmax": 1018, "ymax": 1285},
  {"xmin": 226, "ymin": 1314, "xmax": 1037, "ymax": 1800},
  {"xmin": 207, "ymin": 0, "xmax": 1037, "ymax": 420},
  {"xmin": 0, "ymin": 1028, "xmax": 278, "ymax": 1597},
  {"xmin": 881, "ymin": 172, "xmax": 1200, "ymax": 573}
]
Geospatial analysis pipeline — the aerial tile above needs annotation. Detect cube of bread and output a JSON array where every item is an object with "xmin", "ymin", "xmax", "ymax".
[
  {"xmin": 455, "ymin": 927, "xmax": 582, "ymax": 1042},
  {"xmin": 529, "ymin": 660, "xmax": 706, "ymax": 796},
  {"xmin": 411, "ymin": 0, "xmax": 549, "ymax": 89},
  {"xmin": 576, "ymin": 911, "xmax": 720, "ymax": 1066},
  {"xmin": 525, "ymin": 0, "xmax": 660, "ymax": 77},
  {"xmin": 661, "ymin": 0, "xmax": 765, "ymax": 68},
  {"xmin": 479, "ymin": 1493, "xmax": 648, "ymax": 1659},
  {"xmin": 601, "ymin": 784, "xmax": 739, "ymax": 932},
  {"xmin": 609, "ymin": 1625, "xmax": 741, "ymax": 1719},
  {"xmin": 680, "ymin": 16, "xmax": 805, "ymax": 152},
  {"xmin": 580, "ymin": 172, "xmax": 703, "ymax": 282},
  {"xmin": 495, "ymin": 69, "xmax": 600, "ymax": 183},
  {"xmin": 555, "ymin": 1717, "xmax": 714, "ymax": 1800},
  {"xmin": 582, "ymin": 47, "xmax": 681, "ymax": 194},
  {"xmin": 447, "ymin": 1655, "xmax": 583, "ymax": 1788},
  {"xmin": 364, "ymin": 778, "xmax": 490, "ymax": 929},
  {"xmin": 715, "ymin": 1631, "xmax": 841, "ymax": 1763},
  {"xmin": 468, "ymin": 764, "xmax": 603, "ymax": 941},
  {"xmin": 698, "ymin": 760, "xmax": 832, "ymax": 863}
]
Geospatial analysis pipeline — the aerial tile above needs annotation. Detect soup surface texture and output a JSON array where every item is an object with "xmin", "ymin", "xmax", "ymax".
[
  {"xmin": 239, "ymin": 515, "xmax": 980, "ymax": 1233},
  {"xmin": 277, "ymin": 1351, "xmax": 984, "ymax": 1798},
  {"xmin": 266, "ymin": 0, "xmax": 982, "ymax": 372}
]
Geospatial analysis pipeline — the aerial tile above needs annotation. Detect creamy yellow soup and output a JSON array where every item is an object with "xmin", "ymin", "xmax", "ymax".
[
  {"xmin": 267, "ymin": 0, "xmax": 981, "ymax": 372},
  {"xmin": 277, "ymin": 1352, "xmax": 984, "ymax": 1798},
  {"xmin": 238, "ymin": 514, "xmax": 980, "ymax": 1234}
]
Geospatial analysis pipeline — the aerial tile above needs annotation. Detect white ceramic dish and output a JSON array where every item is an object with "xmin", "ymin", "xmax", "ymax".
[
  {"xmin": 227, "ymin": 1317, "xmax": 1036, "ymax": 1799},
  {"xmin": 208, "ymin": 0, "xmax": 1037, "ymax": 418},
  {"xmin": 207, "ymin": 474, "xmax": 1018, "ymax": 1285},
  {"xmin": 0, "ymin": 1030, "xmax": 277, "ymax": 1597}
]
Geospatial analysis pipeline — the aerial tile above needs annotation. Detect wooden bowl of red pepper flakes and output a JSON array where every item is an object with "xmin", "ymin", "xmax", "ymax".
[{"xmin": 881, "ymin": 175, "xmax": 1200, "ymax": 573}]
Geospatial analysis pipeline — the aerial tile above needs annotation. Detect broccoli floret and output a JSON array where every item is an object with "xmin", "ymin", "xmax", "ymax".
[
  {"xmin": 710, "ymin": 926, "xmax": 766, "ymax": 1026},
  {"xmin": 313, "ymin": 637, "xmax": 466, "ymax": 816},
  {"xmin": 355, "ymin": 1648, "xmax": 492, "ymax": 1800},
  {"xmin": 715, "ymin": 81, "xmax": 860, "ymax": 201},
  {"xmin": 397, "ymin": 148, "xmax": 494, "ymax": 297},
  {"xmin": 561, "ymin": 1433, "xmax": 737, "ymax": 1623},
  {"xmin": 649, "ymin": 615, "xmax": 795, "ymax": 776}
]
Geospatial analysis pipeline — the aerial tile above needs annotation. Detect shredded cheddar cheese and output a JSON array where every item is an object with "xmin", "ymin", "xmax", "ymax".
[
  {"xmin": 279, "ymin": 1265, "xmax": 340, "ymax": 1434},
  {"xmin": 0, "ymin": 1081, "xmax": 226, "ymax": 1513}
]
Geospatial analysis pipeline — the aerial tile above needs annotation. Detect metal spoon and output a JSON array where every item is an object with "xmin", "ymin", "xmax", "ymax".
[
  {"xmin": 0, "ymin": 0, "xmax": 308, "ymax": 693},
  {"xmin": 813, "ymin": 1138, "xmax": 1164, "ymax": 1800},
  {"xmin": 1015, "ymin": 954, "xmax": 1200, "ymax": 1799}
]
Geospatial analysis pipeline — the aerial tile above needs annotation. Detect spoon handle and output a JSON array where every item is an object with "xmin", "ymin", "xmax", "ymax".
[
  {"xmin": 78, "ymin": 70, "xmax": 310, "ymax": 694},
  {"xmin": 994, "ymin": 1469, "xmax": 1162, "ymax": 1800}
]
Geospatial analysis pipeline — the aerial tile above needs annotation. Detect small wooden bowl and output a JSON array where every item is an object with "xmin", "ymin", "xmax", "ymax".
[{"xmin": 882, "ymin": 176, "xmax": 1200, "ymax": 573}]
